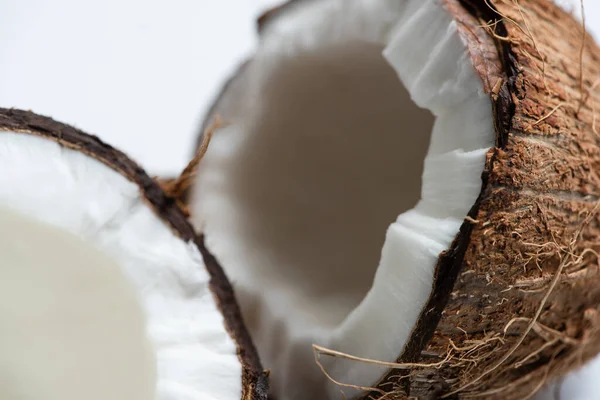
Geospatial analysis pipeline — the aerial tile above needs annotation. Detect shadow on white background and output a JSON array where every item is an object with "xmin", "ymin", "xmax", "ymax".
[{"xmin": 2, "ymin": 1, "xmax": 600, "ymax": 399}]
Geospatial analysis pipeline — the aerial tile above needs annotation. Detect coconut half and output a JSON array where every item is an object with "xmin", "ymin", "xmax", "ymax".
[
  {"xmin": 0, "ymin": 108, "xmax": 268, "ymax": 400},
  {"xmin": 187, "ymin": 0, "xmax": 600, "ymax": 399}
]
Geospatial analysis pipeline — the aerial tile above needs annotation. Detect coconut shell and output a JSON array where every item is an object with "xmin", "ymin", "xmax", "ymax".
[
  {"xmin": 0, "ymin": 108, "xmax": 269, "ymax": 400},
  {"xmin": 376, "ymin": 1, "xmax": 600, "ymax": 398},
  {"xmin": 186, "ymin": 0, "xmax": 600, "ymax": 398}
]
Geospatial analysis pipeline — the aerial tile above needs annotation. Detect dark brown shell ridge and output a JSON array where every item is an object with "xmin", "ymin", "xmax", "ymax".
[
  {"xmin": 194, "ymin": 0, "xmax": 600, "ymax": 398},
  {"xmin": 368, "ymin": 0, "xmax": 600, "ymax": 398},
  {"xmin": 359, "ymin": 0, "xmax": 515, "ymax": 397},
  {"xmin": 0, "ymin": 108, "xmax": 268, "ymax": 400}
]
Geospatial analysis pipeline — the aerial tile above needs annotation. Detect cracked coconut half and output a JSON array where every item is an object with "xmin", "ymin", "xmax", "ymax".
[
  {"xmin": 180, "ymin": 0, "xmax": 600, "ymax": 399},
  {"xmin": 0, "ymin": 109, "xmax": 267, "ymax": 400}
]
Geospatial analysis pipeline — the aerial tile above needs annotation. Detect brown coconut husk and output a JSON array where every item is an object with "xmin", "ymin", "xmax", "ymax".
[
  {"xmin": 0, "ymin": 108, "xmax": 269, "ymax": 400},
  {"xmin": 377, "ymin": 1, "xmax": 600, "ymax": 398},
  {"xmin": 173, "ymin": 0, "xmax": 600, "ymax": 398},
  {"xmin": 158, "ymin": 115, "xmax": 222, "ymax": 214},
  {"xmin": 367, "ymin": 1, "xmax": 600, "ymax": 398}
]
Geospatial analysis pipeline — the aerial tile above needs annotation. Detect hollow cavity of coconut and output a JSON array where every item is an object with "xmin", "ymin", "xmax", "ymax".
[
  {"xmin": 0, "ymin": 109, "xmax": 267, "ymax": 400},
  {"xmin": 186, "ymin": 0, "xmax": 600, "ymax": 399}
]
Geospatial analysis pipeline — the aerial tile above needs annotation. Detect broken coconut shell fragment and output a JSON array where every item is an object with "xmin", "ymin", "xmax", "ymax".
[
  {"xmin": 0, "ymin": 108, "xmax": 267, "ymax": 400},
  {"xmin": 173, "ymin": 0, "xmax": 600, "ymax": 399}
]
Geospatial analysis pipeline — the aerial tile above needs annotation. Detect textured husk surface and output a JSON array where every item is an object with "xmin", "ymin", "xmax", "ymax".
[
  {"xmin": 193, "ymin": 0, "xmax": 600, "ymax": 398},
  {"xmin": 0, "ymin": 108, "xmax": 269, "ymax": 400},
  {"xmin": 369, "ymin": 0, "xmax": 600, "ymax": 398}
]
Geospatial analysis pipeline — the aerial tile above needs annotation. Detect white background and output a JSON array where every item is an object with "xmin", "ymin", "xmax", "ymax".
[
  {"xmin": 1, "ymin": 0, "xmax": 280, "ymax": 175},
  {"xmin": 2, "ymin": 1, "xmax": 600, "ymax": 399},
  {"xmin": 0, "ymin": 0, "xmax": 596, "ymax": 176}
]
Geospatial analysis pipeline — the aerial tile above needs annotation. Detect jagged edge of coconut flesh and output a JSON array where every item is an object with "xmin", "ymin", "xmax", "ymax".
[
  {"xmin": 190, "ymin": 0, "xmax": 600, "ymax": 399},
  {"xmin": 186, "ymin": 0, "xmax": 503, "ymax": 398},
  {"xmin": 0, "ymin": 108, "xmax": 268, "ymax": 400}
]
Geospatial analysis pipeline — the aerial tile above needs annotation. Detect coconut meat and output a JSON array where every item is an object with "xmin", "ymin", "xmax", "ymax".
[
  {"xmin": 0, "ymin": 133, "xmax": 242, "ymax": 400},
  {"xmin": 0, "ymin": 206, "xmax": 155, "ymax": 400},
  {"xmin": 192, "ymin": 0, "xmax": 494, "ymax": 398}
]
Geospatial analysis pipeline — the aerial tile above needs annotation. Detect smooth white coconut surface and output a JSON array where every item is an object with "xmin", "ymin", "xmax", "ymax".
[
  {"xmin": 0, "ymin": 206, "xmax": 155, "ymax": 400},
  {"xmin": 0, "ymin": 132, "xmax": 242, "ymax": 400},
  {"xmin": 192, "ymin": 0, "xmax": 494, "ymax": 399}
]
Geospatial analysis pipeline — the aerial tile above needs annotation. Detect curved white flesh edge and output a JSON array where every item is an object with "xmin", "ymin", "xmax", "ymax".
[
  {"xmin": 192, "ymin": 0, "xmax": 494, "ymax": 399},
  {"xmin": 0, "ymin": 133, "xmax": 242, "ymax": 400}
]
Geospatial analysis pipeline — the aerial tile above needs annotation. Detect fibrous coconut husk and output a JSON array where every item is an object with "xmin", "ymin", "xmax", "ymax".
[
  {"xmin": 170, "ymin": 0, "xmax": 600, "ymax": 398},
  {"xmin": 362, "ymin": 1, "xmax": 600, "ymax": 398}
]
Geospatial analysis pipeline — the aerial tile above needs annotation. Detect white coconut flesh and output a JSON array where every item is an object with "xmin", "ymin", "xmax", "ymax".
[
  {"xmin": 0, "ymin": 206, "xmax": 155, "ymax": 400},
  {"xmin": 0, "ymin": 133, "xmax": 242, "ymax": 400},
  {"xmin": 191, "ymin": 0, "xmax": 495, "ymax": 399}
]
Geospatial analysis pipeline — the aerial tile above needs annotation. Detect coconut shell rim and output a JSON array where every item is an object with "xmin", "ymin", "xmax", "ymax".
[
  {"xmin": 0, "ymin": 107, "xmax": 269, "ymax": 400},
  {"xmin": 192, "ymin": 0, "xmax": 600, "ymax": 398}
]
